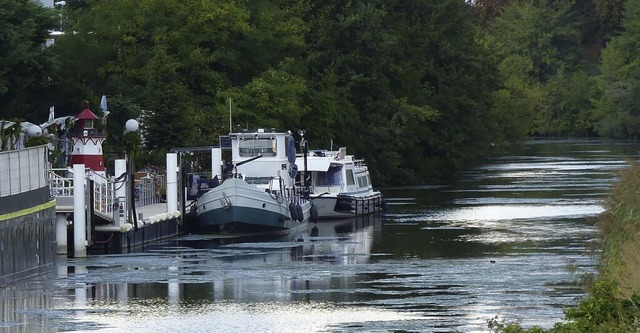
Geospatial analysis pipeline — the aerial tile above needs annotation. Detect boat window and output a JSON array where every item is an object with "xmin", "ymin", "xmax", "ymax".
[
  {"xmin": 316, "ymin": 166, "xmax": 343, "ymax": 186},
  {"xmin": 346, "ymin": 170, "xmax": 355, "ymax": 186},
  {"xmin": 238, "ymin": 138, "xmax": 277, "ymax": 157},
  {"xmin": 358, "ymin": 176, "xmax": 368, "ymax": 187},
  {"xmin": 315, "ymin": 172, "xmax": 327, "ymax": 185}
]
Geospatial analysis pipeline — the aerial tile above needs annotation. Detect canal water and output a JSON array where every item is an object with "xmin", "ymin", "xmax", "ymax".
[{"xmin": 1, "ymin": 139, "xmax": 639, "ymax": 333}]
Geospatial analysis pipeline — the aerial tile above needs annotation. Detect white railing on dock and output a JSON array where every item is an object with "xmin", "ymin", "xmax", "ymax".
[
  {"xmin": 89, "ymin": 171, "xmax": 116, "ymax": 220},
  {"xmin": 48, "ymin": 168, "xmax": 73, "ymax": 197},
  {"xmin": 136, "ymin": 176, "xmax": 163, "ymax": 206},
  {"xmin": 48, "ymin": 168, "xmax": 164, "ymax": 223}
]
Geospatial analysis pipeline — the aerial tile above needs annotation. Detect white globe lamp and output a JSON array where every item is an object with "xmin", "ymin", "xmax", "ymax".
[{"xmin": 125, "ymin": 119, "xmax": 139, "ymax": 133}]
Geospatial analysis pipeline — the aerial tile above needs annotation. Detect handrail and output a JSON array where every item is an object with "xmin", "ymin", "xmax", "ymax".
[
  {"xmin": 48, "ymin": 169, "xmax": 74, "ymax": 197},
  {"xmin": 87, "ymin": 170, "xmax": 115, "ymax": 219},
  {"xmin": 48, "ymin": 168, "xmax": 163, "ymax": 224}
]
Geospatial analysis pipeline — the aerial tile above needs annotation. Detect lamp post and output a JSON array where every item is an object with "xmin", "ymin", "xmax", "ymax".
[
  {"xmin": 124, "ymin": 119, "xmax": 139, "ymax": 231},
  {"xmin": 298, "ymin": 129, "xmax": 309, "ymax": 198}
]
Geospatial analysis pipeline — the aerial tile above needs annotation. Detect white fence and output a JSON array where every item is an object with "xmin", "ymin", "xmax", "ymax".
[
  {"xmin": 48, "ymin": 167, "xmax": 162, "ymax": 223},
  {"xmin": 136, "ymin": 176, "xmax": 163, "ymax": 206},
  {"xmin": 0, "ymin": 146, "xmax": 48, "ymax": 197},
  {"xmin": 90, "ymin": 171, "xmax": 117, "ymax": 220}
]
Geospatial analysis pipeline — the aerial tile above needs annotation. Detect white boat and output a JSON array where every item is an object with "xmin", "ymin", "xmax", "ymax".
[
  {"xmin": 194, "ymin": 129, "xmax": 313, "ymax": 233},
  {"xmin": 297, "ymin": 147, "xmax": 385, "ymax": 219}
]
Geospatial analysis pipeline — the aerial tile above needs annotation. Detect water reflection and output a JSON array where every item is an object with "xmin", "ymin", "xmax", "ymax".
[
  {"xmin": 2, "ymin": 140, "xmax": 639, "ymax": 332},
  {"xmin": 0, "ymin": 216, "xmax": 386, "ymax": 333},
  {"xmin": 306, "ymin": 217, "xmax": 379, "ymax": 264}
]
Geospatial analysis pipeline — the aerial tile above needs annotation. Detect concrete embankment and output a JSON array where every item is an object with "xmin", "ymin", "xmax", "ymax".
[{"xmin": 0, "ymin": 146, "xmax": 57, "ymax": 286}]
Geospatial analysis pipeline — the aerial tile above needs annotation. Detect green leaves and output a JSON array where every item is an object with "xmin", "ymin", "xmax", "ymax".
[
  {"xmin": 595, "ymin": 0, "xmax": 640, "ymax": 139},
  {"xmin": 484, "ymin": 0, "xmax": 596, "ymax": 139},
  {"xmin": 53, "ymin": 0, "xmax": 310, "ymax": 159},
  {"xmin": 0, "ymin": 0, "xmax": 58, "ymax": 120}
]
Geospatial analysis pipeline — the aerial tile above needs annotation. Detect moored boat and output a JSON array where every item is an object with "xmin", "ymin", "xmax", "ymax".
[
  {"xmin": 297, "ymin": 147, "xmax": 384, "ymax": 219},
  {"xmin": 194, "ymin": 129, "xmax": 313, "ymax": 233}
]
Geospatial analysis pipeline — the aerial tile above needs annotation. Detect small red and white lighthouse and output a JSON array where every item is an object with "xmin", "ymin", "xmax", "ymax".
[{"xmin": 68, "ymin": 102, "xmax": 106, "ymax": 174}]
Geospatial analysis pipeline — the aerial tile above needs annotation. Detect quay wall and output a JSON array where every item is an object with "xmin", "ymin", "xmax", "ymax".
[{"xmin": 0, "ymin": 146, "xmax": 57, "ymax": 285}]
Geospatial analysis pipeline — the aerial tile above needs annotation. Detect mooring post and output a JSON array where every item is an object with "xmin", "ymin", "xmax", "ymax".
[
  {"xmin": 168, "ymin": 277, "xmax": 180, "ymax": 306},
  {"xmin": 114, "ymin": 159, "xmax": 127, "ymax": 228},
  {"xmin": 73, "ymin": 163, "xmax": 87, "ymax": 258},
  {"xmin": 167, "ymin": 153, "xmax": 178, "ymax": 212},
  {"xmin": 55, "ymin": 213, "xmax": 67, "ymax": 255},
  {"xmin": 211, "ymin": 147, "xmax": 222, "ymax": 180}
]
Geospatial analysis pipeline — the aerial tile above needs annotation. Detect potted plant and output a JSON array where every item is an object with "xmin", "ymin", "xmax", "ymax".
[{"xmin": 157, "ymin": 184, "xmax": 167, "ymax": 202}]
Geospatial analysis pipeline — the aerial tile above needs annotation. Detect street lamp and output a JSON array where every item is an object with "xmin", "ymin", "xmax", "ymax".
[
  {"xmin": 125, "ymin": 119, "xmax": 139, "ymax": 133},
  {"xmin": 124, "ymin": 119, "xmax": 139, "ymax": 230}
]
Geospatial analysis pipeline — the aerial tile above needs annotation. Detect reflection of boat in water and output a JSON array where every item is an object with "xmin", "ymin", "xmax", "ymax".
[
  {"xmin": 194, "ymin": 129, "xmax": 312, "ymax": 233},
  {"xmin": 11, "ymin": 214, "xmax": 384, "ymax": 322},
  {"xmin": 178, "ymin": 224, "xmax": 309, "ymax": 248},
  {"xmin": 297, "ymin": 147, "xmax": 385, "ymax": 219},
  {"xmin": 176, "ymin": 214, "xmax": 381, "ymax": 266},
  {"xmin": 306, "ymin": 214, "xmax": 381, "ymax": 264}
]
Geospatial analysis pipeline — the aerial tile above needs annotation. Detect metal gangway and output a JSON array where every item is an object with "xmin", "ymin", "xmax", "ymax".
[{"xmin": 48, "ymin": 168, "xmax": 163, "ymax": 224}]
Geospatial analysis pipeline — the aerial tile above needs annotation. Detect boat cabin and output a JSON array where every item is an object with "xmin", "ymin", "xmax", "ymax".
[
  {"xmin": 303, "ymin": 148, "xmax": 374, "ymax": 194},
  {"xmin": 226, "ymin": 129, "xmax": 297, "ymax": 186}
]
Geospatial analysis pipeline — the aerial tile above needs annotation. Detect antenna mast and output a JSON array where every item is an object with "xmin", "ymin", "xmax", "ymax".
[{"xmin": 228, "ymin": 98, "xmax": 232, "ymax": 133}]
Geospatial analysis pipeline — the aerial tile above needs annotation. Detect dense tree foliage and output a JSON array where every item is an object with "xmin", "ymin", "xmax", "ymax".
[
  {"xmin": 595, "ymin": 0, "xmax": 627, "ymax": 38},
  {"xmin": 0, "ymin": 0, "xmax": 58, "ymax": 121},
  {"xmin": 486, "ymin": 0, "xmax": 598, "ymax": 138},
  {"xmin": 52, "ymin": 0, "xmax": 311, "ymax": 158},
  {"xmin": 595, "ymin": 0, "xmax": 640, "ymax": 139},
  {"xmin": 6, "ymin": 0, "xmax": 640, "ymax": 184},
  {"xmin": 45, "ymin": 0, "xmax": 499, "ymax": 185},
  {"xmin": 297, "ymin": 0, "xmax": 498, "ymax": 184}
]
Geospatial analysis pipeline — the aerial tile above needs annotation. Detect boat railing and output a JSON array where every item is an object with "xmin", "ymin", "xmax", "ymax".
[{"xmin": 291, "ymin": 186, "xmax": 309, "ymax": 203}]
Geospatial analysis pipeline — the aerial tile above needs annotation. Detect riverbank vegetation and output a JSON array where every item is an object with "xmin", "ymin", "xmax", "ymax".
[
  {"xmin": 489, "ymin": 161, "xmax": 640, "ymax": 332},
  {"xmin": 3, "ymin": 0, "xmax": 640, "ymax": 186},
  {"xmin": 5, "ymin": 0, "xmax": 640, "ymax": 329}
]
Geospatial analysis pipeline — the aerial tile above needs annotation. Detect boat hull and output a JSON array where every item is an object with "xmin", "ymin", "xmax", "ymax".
[
  {"xmin": 195, "ymin": 178, "xmax": 310, "ymax": 233},
  {"xmin": 311, "ymin": 191, "xmax": 384, "ymax": 219}
]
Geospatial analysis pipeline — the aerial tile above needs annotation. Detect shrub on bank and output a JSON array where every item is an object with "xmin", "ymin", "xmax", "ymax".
[{"xmin": 490, "ymin": 160, "xmax": 640, "ymax": 332}]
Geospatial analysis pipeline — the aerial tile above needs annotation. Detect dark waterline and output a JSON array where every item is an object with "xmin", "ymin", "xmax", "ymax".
[{"xmin": 2, "ymin": 139, "xmax": 639, "ymax": 333}]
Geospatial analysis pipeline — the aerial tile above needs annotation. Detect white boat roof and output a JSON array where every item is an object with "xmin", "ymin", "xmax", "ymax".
[
  {"xmin": 304, "ymin": 158, "xmax": 334, "ymax": 171},
  {"xmin": 299, "ymin": 155, "xmax": 355, "ymax": 171}
]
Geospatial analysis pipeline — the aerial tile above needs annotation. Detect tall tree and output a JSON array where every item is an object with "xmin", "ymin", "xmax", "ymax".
[
  {"xmin": 486, "ymin": 0, "xmax": 586, "ymax": 139},
  {"xmin": 595, "ymin": 0, "xmax": 627, "ymax": 38},
  {"xmin": 301, "ymin": 0, "xmax": 498, "ymax": 184},
  {"xmin": 52, "ymin": 0, "xmax": 499, "ymax": 184},
  {"xmin": 52, "ymin": 0, "xmax": 309, "ymax": 160},
  {"xmin": 0, "ymin": 0, "xmax": 58, "ymax": 121},
  {"xmin": 595, "ymin": 0, "xmax": 640, "ymax": 139}
]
